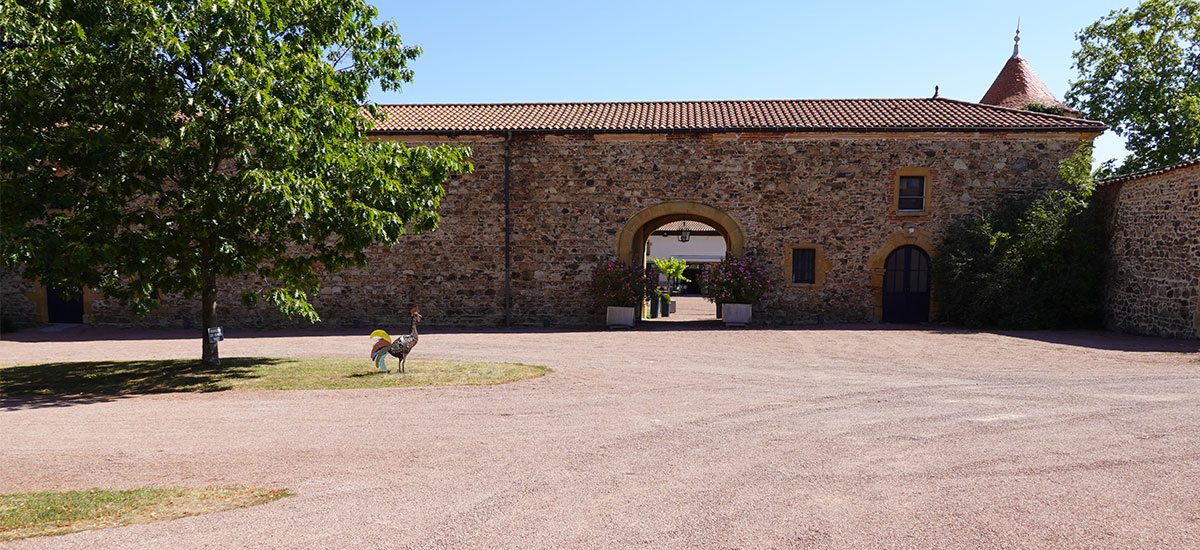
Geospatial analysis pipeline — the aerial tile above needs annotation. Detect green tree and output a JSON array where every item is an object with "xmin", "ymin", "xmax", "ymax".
[
  {"xmin": 0, "ymin": 0, "xmax": 471, "ymax": 364},
  {"xmin": 651, "ymin": 257, "xmax": 690, "ymax": 284},
  {"xmin": 1067, "ymin": 0, "xmax": 1200, "ymax": 174},
  {"xmin": 932, "ymin": 144, "xmax": 1105, "ymax": 329}
]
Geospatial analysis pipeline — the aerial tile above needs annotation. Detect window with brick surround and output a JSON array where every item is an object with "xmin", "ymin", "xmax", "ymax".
[
  {"xmin": 891, "ymin": 167, "xmax": 933, "ymax": 217},
  {"xmin": 898, "ymin": 176, "xmax": 925, "ymax": 211}
]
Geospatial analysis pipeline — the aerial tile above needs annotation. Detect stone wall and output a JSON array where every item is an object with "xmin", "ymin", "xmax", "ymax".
[
  {"xmin": 2, "ymin": 131, "xmax": 1091, "ymax": 328},
  {"xmin": 1099, "ymin": 161, "xmax": 1200, "ymax": 339},
  {"xmin": 0, "ymin": 266, "xmax": 39, "ymax": 329}
]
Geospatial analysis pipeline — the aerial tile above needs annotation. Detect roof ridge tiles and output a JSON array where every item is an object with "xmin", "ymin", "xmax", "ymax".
[
  {"xmin": 930, "ymin": 97, "xmax": 1104, "ymax": 125},
  {"xmin": 1099, "ymin": 158, "xmax": 1200, "ymax": 186},
  {"xmin": 375, "ymin": 97, "xmax": 948, "ymax": 108}
]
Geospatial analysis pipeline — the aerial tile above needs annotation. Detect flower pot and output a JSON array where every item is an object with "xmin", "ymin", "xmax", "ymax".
[
  {"xmin": 660, "ymin": 296, "xmax": 670, "ymax": 318},
  {"xmin": 722, "ymin": 303, "xmax": 752, "ymax": 327},
  {"xmin": 648, "ymin": 297, "xmax": 659, "ymax": 318},
  {"xmin": 606, "ymin": 306, "xmax": 635, "ymax": 328},
  {"xmin": 715, "ymin": 302, "xmax": 722, "ymax": 319}
]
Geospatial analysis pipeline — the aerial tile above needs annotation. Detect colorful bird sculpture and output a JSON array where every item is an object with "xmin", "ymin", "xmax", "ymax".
[{"xmin": 370, "ymin": 307, "xmax": 422, "ymax": 373}]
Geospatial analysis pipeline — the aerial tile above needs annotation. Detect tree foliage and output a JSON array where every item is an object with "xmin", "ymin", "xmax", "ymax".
[
  {"xmin": 1023, "ymin": 103, "xmax": 1070, "ymax": 116},
  {"xmin": 1066, "ymin": 0, "xmax": 1200, "ymax": 173},
  {"xmin": 931, "ymin": 144, "xmax": 1105, "ymax": 329},
  {"xmin": 651, "ymin": 257, "xmax": 690, "ymax": 283},
  {"xmin": 0, "ymin": 0, "xmax": 471, "ymax": 363}
]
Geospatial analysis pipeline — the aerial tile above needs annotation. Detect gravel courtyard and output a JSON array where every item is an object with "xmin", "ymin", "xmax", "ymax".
[{"xmin": 2, "ymin": 324, "xmax": 1199, "ymax": 548}]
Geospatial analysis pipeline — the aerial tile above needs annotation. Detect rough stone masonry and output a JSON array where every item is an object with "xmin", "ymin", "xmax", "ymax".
[
  {"xmin": 1099, "ymin": 159, "xmax": 1200, "ymax": 339},
  {"xmin": 3, "ymin": 128, "xmax": 1098, "ymax": 329}
]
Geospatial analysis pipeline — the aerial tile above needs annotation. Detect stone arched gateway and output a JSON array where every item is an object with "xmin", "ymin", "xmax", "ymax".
[{"xmin": 614, "ymin": 201, "xmax": 746, "ymax": 266}]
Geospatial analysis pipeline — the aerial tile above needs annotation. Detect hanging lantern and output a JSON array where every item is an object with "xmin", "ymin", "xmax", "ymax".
[{"xmin": 678, "ymin": 221, "xmax": 691, "ymax": 242}]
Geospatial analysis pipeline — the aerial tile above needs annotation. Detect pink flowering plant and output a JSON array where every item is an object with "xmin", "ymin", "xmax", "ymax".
[
  {"xmin": 703, "ymin": 254, "xmax": 773, "ymax": 304},
  {"xmin": 589, "ymin": 260, "xmax": 655, "ymax": 308}
]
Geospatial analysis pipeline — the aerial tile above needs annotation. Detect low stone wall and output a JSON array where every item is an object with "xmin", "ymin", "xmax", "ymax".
[{"xmin": 1099, "ymin": 160, "xmax": 1200, "ymax": 339}]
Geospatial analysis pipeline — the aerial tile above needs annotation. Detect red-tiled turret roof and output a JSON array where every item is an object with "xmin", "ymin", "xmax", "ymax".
[
  {"xmin": 367, "ymin": 97, "xmax": 1104, "ymax": 135},
  {"xmin": 980, "ymin": 55, "xmax": 1072, "ymax": 112}
]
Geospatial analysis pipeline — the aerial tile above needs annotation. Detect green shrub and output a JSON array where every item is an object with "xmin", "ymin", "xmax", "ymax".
[
  {"xmin": 651, "ymin": 257, "xmax": 690, "ymax": 283},
  {"xmin": 703, "ymin": 254, "xmax": 773, "ymax": 305},
  {"xmin": 588, "ymin": 260, "xmax": 655, "ymax": 308},
  {"xmin": 932, "ymin": 144, "xmax": 1105, "ymax": 329},
  {"xmin": 1024, "ymin": 102, "xmax": 1069, "ymax": 116}
]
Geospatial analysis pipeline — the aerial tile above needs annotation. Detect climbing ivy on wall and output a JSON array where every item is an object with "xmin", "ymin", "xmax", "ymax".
[{"xmin": 932, "ymin": 144, "xmax": 1106, "ymax": 329}]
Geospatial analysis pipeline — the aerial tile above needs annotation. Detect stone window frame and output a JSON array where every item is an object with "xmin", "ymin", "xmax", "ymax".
[
  {"xmin": 782, "ymin": 244, "xmax": 830, "ymax": 289},
  {"xmin": 890, "ymin": 166, "xmax": 935, "ymax": 219}
]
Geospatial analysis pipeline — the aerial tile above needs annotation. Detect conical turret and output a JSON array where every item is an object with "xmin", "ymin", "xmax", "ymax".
[{"xmin": 980, "ymin": 24, "xmax": 1076, "ymax": 114}]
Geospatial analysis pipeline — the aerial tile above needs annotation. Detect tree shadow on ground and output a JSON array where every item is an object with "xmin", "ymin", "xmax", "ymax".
[
  {"xmin": 0, "ymin": 357, "xmax": 286, "ymax": 411},
  {"xmin": 985, "ymin": 329, "xmax": 1200, "ymax": 353},
  {"xmin": 913, "ymin": 324, "xmax": 1199, "ymax": 353}
]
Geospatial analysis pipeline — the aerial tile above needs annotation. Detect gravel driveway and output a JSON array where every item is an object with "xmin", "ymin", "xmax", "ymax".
[{"xmin": 2, "ymin": 324, "xmax": 1199, "ymax": 548}]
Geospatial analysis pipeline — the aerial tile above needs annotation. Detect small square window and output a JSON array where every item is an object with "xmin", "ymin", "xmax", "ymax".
[
  {"xmin": 898, "ymin": 176, "xmax": 925, "ymax": 211},
  {"xmin": 792, "ymin": 248, "xmax": 816, "ymax": 284}
]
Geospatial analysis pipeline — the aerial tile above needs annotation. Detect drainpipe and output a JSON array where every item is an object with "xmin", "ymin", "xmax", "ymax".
[{"xmin": 504, "ymin": 131, "xmax": 513, "ymax": 327}]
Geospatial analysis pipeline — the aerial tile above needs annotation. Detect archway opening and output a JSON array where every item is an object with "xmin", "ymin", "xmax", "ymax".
[
  {"xmin": 881, "ymin": 245, "xmax": 931, "ymax": 323},
  {"xmin": 614, "ymin": 201, "xmax": 746, "ymax": 323},
  {"xmin": 644, "ymin": 219, "xmax": 727, "ymax": 321},
  {"xmin": 46, "ymin": 285, "xmax": 84, "ymax": 324}
]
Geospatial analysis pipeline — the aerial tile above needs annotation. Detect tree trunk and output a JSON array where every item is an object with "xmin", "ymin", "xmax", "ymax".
[{"xmin": 201, "ymin": 271, "xmax": 219, "ymax": 366}]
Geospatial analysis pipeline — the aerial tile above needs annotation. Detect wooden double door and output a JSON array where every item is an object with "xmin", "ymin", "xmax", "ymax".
[
  {"xmin": 46, "ymin": 285, "xmax": 84, "ymax": 323},
  {"xmin": 882, "ymin": 245, "xmax": 930, "ymax": 323}
]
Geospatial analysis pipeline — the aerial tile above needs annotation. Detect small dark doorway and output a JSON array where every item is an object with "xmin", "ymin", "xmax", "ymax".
[
  {"xmin": 46, "ymin": 286, "xmax": 84, "ymax": 324},
  {"xmin": 882, "ymin": 245, "xmax": 930, "ymax": 323}
]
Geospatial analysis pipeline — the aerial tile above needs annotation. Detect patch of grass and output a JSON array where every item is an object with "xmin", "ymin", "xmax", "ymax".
[
  {"xmin": 0, "ymin": 357, "xmax": 549, "ymax": 396},
  {"xmin": 0, "ymin": 487, "xmax": 290, "ymax": 541}
]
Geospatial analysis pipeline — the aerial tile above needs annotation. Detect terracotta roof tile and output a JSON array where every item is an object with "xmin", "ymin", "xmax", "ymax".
[
  {"xmin": 654, "ymin": 221, "xmax": 717, "ymax": 232},
  {"xmin": 1099, "ymin": 158, "xmax": 1200, "ymax": 186},
  {"xmin": 367, "ymin": 98, "xmax": 1105, "ymax": 134},
  {"xmin": 980, "ymin": 56, "xmax": 1071, "ymax": 111}
]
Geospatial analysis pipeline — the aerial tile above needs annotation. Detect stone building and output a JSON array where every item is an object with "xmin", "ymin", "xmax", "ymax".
[
  {"xmin": 1098, "ymin": 159, "xmax": 1200, "ymax": 339},
  {"xmin": 3, "ymin": 43, "xmax": 1115, "ymax": 329}
]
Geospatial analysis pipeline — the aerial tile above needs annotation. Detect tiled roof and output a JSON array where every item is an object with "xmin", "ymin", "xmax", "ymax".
[
  {"xmin": 367, "ymin": 97, "xmax": 1105, "ymax": 134},
  {"xmin": 980, "ymin": 56, "xmax": 1072, "ymax": 112},
  {"xmin": 654, "ymin": 221, "xmax": 717, "ymax": 232},
  {"xmin": 1099, "ymin": 158, "xmax": 1200, "ymax": 186}
]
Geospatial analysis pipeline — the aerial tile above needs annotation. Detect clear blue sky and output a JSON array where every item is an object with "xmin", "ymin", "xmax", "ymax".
[{"xmin": 370, "ymin": 0, "xmax": 1139, "ymax": 166}]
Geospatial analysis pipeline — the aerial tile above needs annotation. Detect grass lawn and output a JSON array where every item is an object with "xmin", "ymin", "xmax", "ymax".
[
  {"xmin": 0, "ymin": 357, "xmax": 549, "ymax": 396},
  {"xmin": 0, "ymin": 487, "xmax": 290, "ymax": 541}
]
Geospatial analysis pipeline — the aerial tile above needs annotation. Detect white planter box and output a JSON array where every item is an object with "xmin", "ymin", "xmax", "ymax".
[
  {"xmin": 606, "ymin": 306, "xmax": 636, "ymax": 328},
  {"xmin": 722, "ymin": 303, "xmax": 752, "ymax": 327}
]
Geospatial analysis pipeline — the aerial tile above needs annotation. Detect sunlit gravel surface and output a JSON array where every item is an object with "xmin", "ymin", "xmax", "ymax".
[{"xmin": 2, "ymin": 324, "xmax": 1199, "ymax": 548}]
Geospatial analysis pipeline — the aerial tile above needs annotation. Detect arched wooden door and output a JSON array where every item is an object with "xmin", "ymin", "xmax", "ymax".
[
  {"xmin": 46, "ymin": 285, "xmax": 84, "ymax": 323},
  {"xmin": 882, "ymin": 245, "xmax": 930, "ymax": 323}
]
